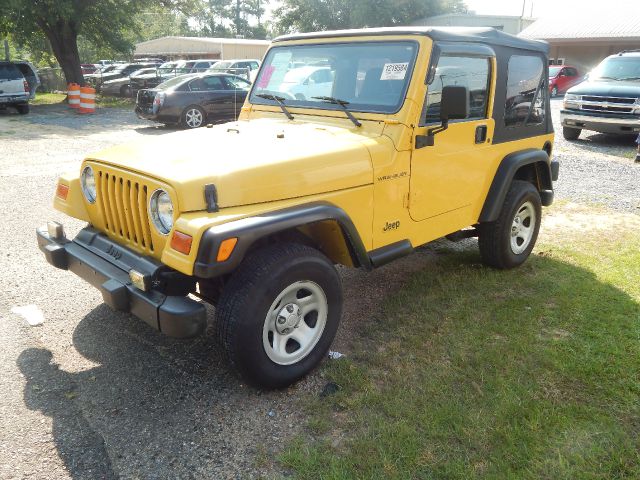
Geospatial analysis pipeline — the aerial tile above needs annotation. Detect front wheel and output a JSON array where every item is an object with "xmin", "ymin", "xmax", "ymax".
[
  {"xmin": 215, "ymin": 243, "xmax": 343, "ymax": 389},
  {"xmin": 16, "ymin": 104, "xmax": 29, "ymax": 115},
  {"xmin": 478, "ymin": 180, "xmax": 542, "ymax": 269},
  {"xmin": 562, "ymin": 126, "xmax": 581, "ymax": 140}
]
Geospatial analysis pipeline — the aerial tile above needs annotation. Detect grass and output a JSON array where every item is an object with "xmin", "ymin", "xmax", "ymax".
[
  {"xmin": 280, "ymin": 207, "xmax": 640, "ymax": 479},
  {"xmin": 31, "ymin": 92, "xmax": 66, "ymax": 105},
  {"xmin": 31, "ymin": 92, "xmax": 133, "ymax": 108}
]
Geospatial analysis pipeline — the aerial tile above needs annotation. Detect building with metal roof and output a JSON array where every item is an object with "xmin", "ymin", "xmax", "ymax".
[
  {"xmin": 134, "ymin": 36, "xmax": 270, "ymax": 61},
  {"xmin": 519, "ymin": 15, "xmax": 640, "ymax": 72},
  {"xmin": 412, "ymin": 13, "xmax": 536, "ymax": 36}
]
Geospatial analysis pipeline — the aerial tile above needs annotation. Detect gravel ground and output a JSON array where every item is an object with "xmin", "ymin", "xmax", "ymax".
[{"xmin": 0, "ymin": 100, "xmax": 638, "ymax": 479}]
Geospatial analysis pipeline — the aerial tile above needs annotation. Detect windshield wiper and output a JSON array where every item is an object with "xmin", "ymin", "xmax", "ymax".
[
  {"xmin": 617, "ymin": 77, "xmax": 640, "ymax": 81},
  {"xmin": 255, "ymin": 93, "xmax": 294, "ymax": 120},
  {"xmin": 312, "ymin": 96, "xmax": 362, "ymax": 127}
]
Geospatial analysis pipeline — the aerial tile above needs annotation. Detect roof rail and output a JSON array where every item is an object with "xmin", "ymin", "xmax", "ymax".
[{"xmin": 618, "ymin": 49, "xmax": 640, "ymax": 55}]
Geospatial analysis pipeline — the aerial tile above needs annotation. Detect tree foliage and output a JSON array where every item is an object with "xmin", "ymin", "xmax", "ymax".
[
  {"xmin": 1, "ymin": 0, "xmax": 196, "ymax": 84},
  {"xmin": 273, "ymin": 0, "xmax": 468, "ymax": 34},
  {"xmin": 195, "ymin": 0, "xmax": 269, "ymax": 39}
]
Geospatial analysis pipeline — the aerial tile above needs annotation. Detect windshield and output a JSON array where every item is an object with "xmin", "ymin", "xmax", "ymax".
[
  {"xmin": 156, "ymin": 74, "xmax": 197, "ymax": 90},
  {"xmin": 549, "ymin": 66, "xmax": 562, "ymax": 77},
  {"xmin": 591, "ymin": 56, "xmax": 640, "ymax": 81},
  {"xmin": 251, "ymin": 41, "xmax": 417, "ymax": 114}
]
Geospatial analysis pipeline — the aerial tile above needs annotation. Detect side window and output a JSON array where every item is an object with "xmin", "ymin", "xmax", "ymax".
[
  {"xmin": 250, "ymin": 62, "xmax": 259, "ymax": 70},
  {"xmin": 423, "ymin": 55, "xmax": 491, "ymax": 124},
  {"xmin": 504, "ymin": 55, "xmax": 546, "ymax": 127},
  {"xmin": 567, "ymin": 67, "xmax": 578, "ymax": 77},
  {"xmin": 202, "ymin": 76, "xmax": 226, "ymax": 90},
  {"xmin": 188, "ymin": 78, "xmax": 206, "ymax": 91},
  {"xmin": 223, "ymin": 76, "xmax": 251, "ymax": 90}
]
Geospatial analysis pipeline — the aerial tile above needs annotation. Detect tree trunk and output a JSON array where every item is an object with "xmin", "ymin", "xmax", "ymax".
[{"xmin": 39, "ymin": 19, "xmax": 84, "ymax": 86}]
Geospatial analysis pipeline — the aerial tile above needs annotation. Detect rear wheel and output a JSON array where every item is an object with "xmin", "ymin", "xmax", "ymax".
[
  {"xmin": 479, "ymin": 180, "xmax": 542, "ymax": 269},
  {"xmin": 562, "ymin": 126, "xmax": 581, "ymax": 140},
  {"xmin": 181, "ymin": 105, "xmax": 206, "ymax": 129},
  {"xmin": 16, "ymin": 104, "xmax": 29, "ymax": 115},
  {"xmin": 215, "ymin": 243, "xmax": 342, "ymax": 389},
  {"xmin": 120, "ymin": 85, "xmax": 132, "ymax": 97}
]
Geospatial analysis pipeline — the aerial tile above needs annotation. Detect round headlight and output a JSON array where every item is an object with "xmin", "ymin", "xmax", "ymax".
[
  {"xmin": 81, "ymin": 165, "xmax": 96, "ymax": 203},
  {"xmin": 149, "ymin": 189, "xmax": 174, "ymax": 235}
]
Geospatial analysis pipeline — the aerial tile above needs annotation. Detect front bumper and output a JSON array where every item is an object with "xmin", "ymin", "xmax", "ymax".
[
  {"xmin": 37, "ymin": 225, "xmax": 206, "ymax": 338},
  {"xmin": 561, "ymin": 110, "xmax": 640, "ymax": 134}
]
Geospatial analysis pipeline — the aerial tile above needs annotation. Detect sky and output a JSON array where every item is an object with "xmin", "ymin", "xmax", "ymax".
[
  {"xmin": 464, "ymin": 0, "xmax": 639, "ymax": 17},
  {"xmin": 266, "ymin": 0, "xmax": 640, "ymax": 20}
]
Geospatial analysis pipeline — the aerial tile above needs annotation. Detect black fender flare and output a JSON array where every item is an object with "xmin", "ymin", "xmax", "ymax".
[
  {"xmin": 479, "ymin": 149, "xmax": 557, "ymax": 223},
  {"xmin": 193, "ymin": 202, "xmax": 370, "ymax": 278}
]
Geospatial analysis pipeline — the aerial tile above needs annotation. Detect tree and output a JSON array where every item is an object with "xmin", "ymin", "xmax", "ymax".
[
  {"xmin": 195, "ymin": 0, "xmax": 269, "ymax": 39},
  {"xmin": 1, "ymin": 0, "xmax": 195, "ymax": 85},
  {"xmin": 274, "ymin": 0, "xmax": 467, "ymax": 34}
]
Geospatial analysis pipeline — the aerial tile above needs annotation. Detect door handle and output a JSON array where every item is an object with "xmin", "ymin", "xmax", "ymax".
[{"xmin": 475, "ymin": 125, "xmax": 488, "ymax": 144}]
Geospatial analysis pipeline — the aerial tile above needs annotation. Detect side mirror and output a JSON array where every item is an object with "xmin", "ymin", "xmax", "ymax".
[
  {"xmin": 416, "ymin": 85, "xmax": 469, "ymax": 149},
  {"xmin": 439, "ymin": 85, "xmax": 469, "ymax": 121}
]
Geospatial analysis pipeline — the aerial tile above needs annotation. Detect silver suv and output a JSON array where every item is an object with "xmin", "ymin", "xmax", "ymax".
[{"xmin": 0, "ymin": 61, "xmax": 39, "ymax": 115}]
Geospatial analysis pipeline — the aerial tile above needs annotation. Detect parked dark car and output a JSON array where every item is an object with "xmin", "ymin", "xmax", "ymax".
[{"xmin": 135, "ymin": 73, "xmax": 251, "ymax": 128}]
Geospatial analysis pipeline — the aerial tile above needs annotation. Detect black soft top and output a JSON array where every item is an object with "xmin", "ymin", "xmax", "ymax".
[{"xmin": 273, "ymin": 26, "xmax": 548, "ymax": 54}]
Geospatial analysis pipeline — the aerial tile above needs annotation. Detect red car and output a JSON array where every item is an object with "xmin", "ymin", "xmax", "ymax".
[
  {"xmin": 81, "ymin": 64, "xmax": 97, "ymax": 75},
  {"xmin": 548, "ymin": 65, "xmax": 581, "ymax": 97}
]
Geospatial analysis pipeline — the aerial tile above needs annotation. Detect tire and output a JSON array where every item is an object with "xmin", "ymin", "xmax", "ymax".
[
  {"xmin": 479, "ymin": 180, "xmax": 542, "ymax": 269},
  {"xmin": 551, "ymin": 86, "xmax": 558, "ymax": 97},
  {"xmin": 16, "ymin": 104, "xmax": 29, "ymax": 115},
  {"xmin": 120, "ymin": 85, "xmax": 132, "ymax": 97},
  {"xmin": 215, "ymin": 243, "xmax": 343, "ymax": 389},
  {"xmin": 562, "ymin": 126, "xmax": 581, "ymax": 140},
  {"xmin": 181, "ymin": 105, "xmax": 206, "ymax": 129}
]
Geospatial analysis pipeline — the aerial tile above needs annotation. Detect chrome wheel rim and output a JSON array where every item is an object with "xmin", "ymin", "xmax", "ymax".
[
  {"xmin": 262, "ymin": 281, "xmax": 328, "ymax": 365},
  {"xmin": 510, "ymin": 201, "xmax": 536, "ymax": 255},
  {"xmin": 552, "ymin": 87, "xmax": 557, "ymax": 96},
  {"xmin": 185, "ymin": 108, "xmax": 203, "ymax": 128}
]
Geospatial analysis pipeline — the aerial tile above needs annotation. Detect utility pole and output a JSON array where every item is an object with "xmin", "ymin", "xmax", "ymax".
[
  {"xmin": 519, "ymin": 0, "xmax": 527, "ymax": 33},
  {"xmin": 3, "ymin": 39, "xmax": 9, "ymax": 61}
]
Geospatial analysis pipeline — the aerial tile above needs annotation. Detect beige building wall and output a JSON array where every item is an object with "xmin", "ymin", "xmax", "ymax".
[{"xmin": 548, "ymin": 41, "xmax": 640, "ymax": 73}]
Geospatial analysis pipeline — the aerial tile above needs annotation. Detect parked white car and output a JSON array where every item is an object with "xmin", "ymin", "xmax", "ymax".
[
  {"xmin": 280, "ymin": 66, "xmax": 334, "ymax": 100},
  {"xmin": 207, "ymin": 59, "xmax": 261, "ymax": 82}
]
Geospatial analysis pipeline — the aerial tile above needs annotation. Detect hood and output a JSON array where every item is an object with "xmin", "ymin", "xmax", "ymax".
[
  {"xmin": 567, "ymin": 79, "xmax": 640, "ymax": 98},
  {"xmin": 87, "ymin": 119, "xmax": 378, "ymax": 212}
]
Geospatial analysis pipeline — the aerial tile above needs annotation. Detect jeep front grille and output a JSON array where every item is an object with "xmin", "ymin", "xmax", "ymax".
[
  {"xmin": 96, "ymin": 169, "xmax": 155, "ymax": 254},
  {"xmin": 579, "ymin": 95, "xmax": 637, "ymax": 114}
]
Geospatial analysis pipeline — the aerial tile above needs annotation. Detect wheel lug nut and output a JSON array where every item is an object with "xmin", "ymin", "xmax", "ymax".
[
  {"xmin": 286, "ymin": 305, "xmax": 294, "ymax": 313},
  {"xmin": 277, "ymin": 316, "xmax": 286, "ymax": 324}
]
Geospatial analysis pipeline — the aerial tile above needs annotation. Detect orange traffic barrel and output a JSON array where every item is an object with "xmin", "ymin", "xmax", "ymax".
[
  {"xmin": 67, "ymin": 83, "xmax": 80, "ymax": 109},
  {"xmin": 79, "ymin": 86, "xmax": 96, "ymax": 114}
]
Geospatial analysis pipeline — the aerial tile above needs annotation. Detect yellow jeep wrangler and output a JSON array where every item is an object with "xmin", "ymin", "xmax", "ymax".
[{"xmin": 38, "ymin": 27, "xmax": 558, "ymax": 388}]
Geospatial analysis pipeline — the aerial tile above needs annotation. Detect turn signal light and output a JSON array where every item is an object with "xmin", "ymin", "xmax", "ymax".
[
  {"xmin": 171, "ymin": 231, "xmax": 192, "ymax": 255},
  {"xmin": 56, "ymin": 183, "xmax": 69, "ymax": 200},
  {"xmin": 217, "ymin": 237, "xmax": 238, "ymax": 262}
]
